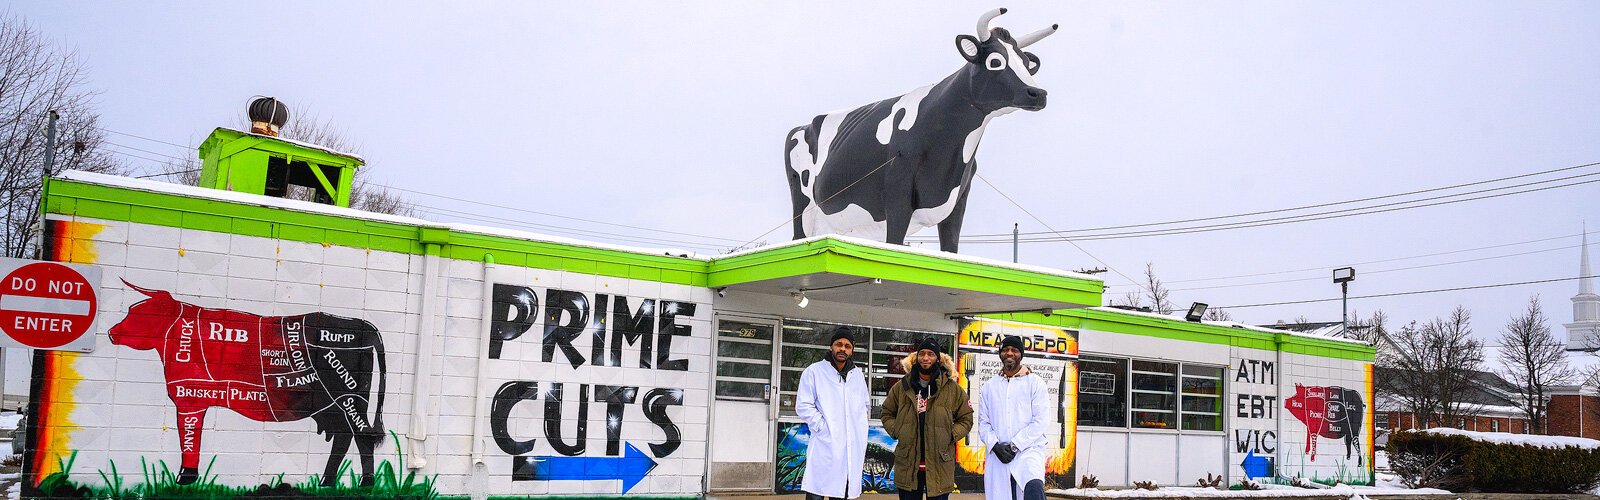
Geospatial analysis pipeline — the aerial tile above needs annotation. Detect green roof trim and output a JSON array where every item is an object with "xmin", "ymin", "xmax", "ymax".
[
  {"xmin": 985, "ymin": 308, "xmax": 1375, "ymax": 362},
  {"xmin": 44, "ymin": 177, "xmax": 707, "ymax": 286},
  {"xmin": 706, "ymin": 238, "xmax": 1104, "ymax": 307}
]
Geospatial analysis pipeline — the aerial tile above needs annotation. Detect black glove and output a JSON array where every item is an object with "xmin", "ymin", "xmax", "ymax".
[{"xmin": 994, "ymin": 442, "xmax": 1018, "ymax": 464}]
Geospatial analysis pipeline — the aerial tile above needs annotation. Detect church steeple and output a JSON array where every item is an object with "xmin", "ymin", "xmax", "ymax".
[
  {"xmin": 1583, "ymin": 226, "xmax": 1594, "ymax": 295},
  {"xmin": 1569, "ymin": 224, "xmax": 1600, "ymax": 351}
]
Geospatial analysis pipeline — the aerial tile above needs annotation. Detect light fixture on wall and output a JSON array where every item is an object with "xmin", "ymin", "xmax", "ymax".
[
  {"xmin": 1185, "ymin": 302, "xmax": 1208, "ymax": 322},
  {"xmin": 791, "ymin": 291, "xmax": 809, "ymax": 308},
  {"xmin": 715, "ymin": 287, "xmax": 727, "ymax": 298}
]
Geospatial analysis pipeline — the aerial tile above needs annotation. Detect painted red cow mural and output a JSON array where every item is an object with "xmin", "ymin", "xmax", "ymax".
[
  {"xmin": 1284, "ymin": 384, "xmax": 1365, "ymax": 466},
  {"xmin": 107, "ymin": 281, "xmax": 388, "ymax": 486}
]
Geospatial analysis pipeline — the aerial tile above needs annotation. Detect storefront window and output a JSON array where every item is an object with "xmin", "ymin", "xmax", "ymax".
[
  {"xmin": 775, "ymin": 319, "xmax": 949, "ymax": 418},
  {"xmin": 868, "ymin": 328, "xmax": 953, "ymax": 419},
  {"xmin": 1079, "ymin": 356, "xmax": 1222, "ymax": 432},
  {"xmin": 1077, "ymin": 356, "xmax": 1127, "ymax": 427},
  {"xmin": 1131, "ymin": 360, "xmax": 1177, "ymax": 429},
  {"xmin": 1178, "ymin": 364, "xmax": 1223, "ymax": 431},
  {"xmin": 715, "ymin": 320, "xmax": 774, "ymax": 401}
]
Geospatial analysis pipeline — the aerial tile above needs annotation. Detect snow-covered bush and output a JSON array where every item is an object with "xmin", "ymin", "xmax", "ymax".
[{"xmin": 1389, "ymin": 428, "xmax": 1600, "ymax": 493}]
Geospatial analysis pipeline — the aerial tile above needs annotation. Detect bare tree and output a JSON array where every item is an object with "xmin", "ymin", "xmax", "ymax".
[
  {"xmin": 1110, "ymin": 290, "xmax": 1143, "ymax": 309},
  {"xmin": 156, "ymin": 105, "xmax": 413, "ymax": 216},
  {"xmin": 1349, "ymin": 309, "xmax": 1393, "ymax": 360},
  {"xmin": 1382, "ymin": 306, "xmax": 1485, "ymax": 428},
  {"xmin": 1496, "ymin": 295, "xmax": 1573, "ymax": 434},
  {"xmin": 1142, "ymin": 261, "xmax": 1174, "ymax": 315},
  {"xmin": 1203, "ymin": 307, "xmax": 1234, "ymax": 322},
  {"xmin": 0, "ymin": 14, "xmax": 124, "ymax": 258}
]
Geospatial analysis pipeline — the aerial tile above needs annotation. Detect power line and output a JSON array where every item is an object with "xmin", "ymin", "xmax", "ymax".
[
  {"xmin": 104, "ymin": 141, "xmax": 191, "ymax": 163},
  {"xmin": 103, "ymin": 129, "xmax": 194, "ymax": 149},
  {"xmin": 919, "ymin": 171, "xmax": 1600, "ymax": 243},
  {"xmin": 971, "ymin": 173, "xmax": 1148, "ymax": 295},
  {"xmin": 380, "ymin": 184, "xmax": 747, "ymax": 245},
  {"xmin": 413, "ymin": 203, "xmax": 728, "ymax": 252},
  {"xmin": 1164, "ymin": 240, "xmax": 1599, "ymax": 293},
  {"xmin": 1107, "ymin": 229, "xmax": 1600, "ymax": 288},
  {"xmin": 101, "ymin": 148, "xmax": 174, "ymax": 169},
  {"xmin": 956, "ymin": 160, "xmax": 1600, "ymax": 238},
  {"xmin": 134, "ymin": 169, "xmax": 199, "ymax": 179},
  {"xmin": 1216, "ymin": 274, "xmax": 1597, "ymax": 309},
  {"xmin": 734, "ymin": 155, "xmax": 899, "ymax": 251}
]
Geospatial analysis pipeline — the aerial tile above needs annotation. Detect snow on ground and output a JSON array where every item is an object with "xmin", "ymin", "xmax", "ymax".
[
  {"xmin": 0, "ymin": 412, "xmax": 19, "ymax": 432},
  {"xmin": 1049, "ymin": 484, "xmax": 1453, "ymax": 498},
  {"xmin": 1420, "ymin": 427, "xmax": 1600, "ymax": 449},
  {"xmin": 4, "ymin": 481, "xmax": 16, "ymax": 500}
]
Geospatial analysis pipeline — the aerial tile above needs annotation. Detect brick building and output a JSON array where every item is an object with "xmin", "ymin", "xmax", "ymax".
[{"xmin": 1373, "ymin": 368, "xmax": 1532, "ymax": 436}]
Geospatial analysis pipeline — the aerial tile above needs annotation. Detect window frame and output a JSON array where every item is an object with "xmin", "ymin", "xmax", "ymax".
[
  {"xmin": 773, "ymin": 318, "xmax": 954, "ymax": 421},
  {"xmin": 1076, "ymin": 353, "xmax": 1226, "ymax": 434}
]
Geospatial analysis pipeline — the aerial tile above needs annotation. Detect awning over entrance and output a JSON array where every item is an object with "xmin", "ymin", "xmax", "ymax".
[{"xmin": 707, "ymin": 236, "xmax": 1104, "ymax": 315}]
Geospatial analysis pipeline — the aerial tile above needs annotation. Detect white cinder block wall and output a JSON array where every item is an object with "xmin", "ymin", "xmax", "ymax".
[{"xmin": 41, "ymin": 215, "xmax": 710, "ymax": 497}]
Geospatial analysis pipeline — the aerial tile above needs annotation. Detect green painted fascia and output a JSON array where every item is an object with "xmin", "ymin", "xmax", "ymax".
[
  {"xmin": 200, "ymin": 127, "xmax": 363, "ymax": 166},
  {"xmin": 985, "ymin": 308, "xmax": 1374, "ymax": 362},
  {"xmin": 707, "ymin": 238, "xmax": 1103, "ymax": 306},
  {"xmin": 1278, "ymin": 333, "xmax": 1376, "ymax": 362},
  {"xmin": 45, "ymin": 178, "xmax": 705, "ymax": 286}
]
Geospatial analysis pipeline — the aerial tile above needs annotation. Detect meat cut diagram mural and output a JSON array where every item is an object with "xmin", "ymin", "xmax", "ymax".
[
  {"xmin": 1284, "ymin": 384, "xmax": 1366, "ymax": 466},
  {"xmin": 107, "ymin": 281, "xmax": 388, "ymax": 487}
]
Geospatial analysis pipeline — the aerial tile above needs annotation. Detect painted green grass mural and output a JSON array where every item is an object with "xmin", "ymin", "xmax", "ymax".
[{"xmin": 30, "ymin": 432, "xmax": 438, "ymax": 499}]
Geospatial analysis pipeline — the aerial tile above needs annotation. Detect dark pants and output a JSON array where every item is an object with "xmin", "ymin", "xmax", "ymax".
[
  {"xmin": 897, "ymin": 470, "xmax": 950, "ymax": 500},
  {"xmin": 1009, "ymin": 477, "xmax": 1044, "ymax": 500}
]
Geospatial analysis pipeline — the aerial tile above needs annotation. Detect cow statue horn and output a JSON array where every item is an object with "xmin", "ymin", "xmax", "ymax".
[
  {"xmin": 1016, "ymin": 24, "xmax": 1058, "ymax": 48},
  {"xmin": 976, "ymin": 7, "xmax": 1007, "ymax": 41}
]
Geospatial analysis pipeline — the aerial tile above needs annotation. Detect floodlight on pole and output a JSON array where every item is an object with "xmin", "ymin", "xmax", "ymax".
[{"xmin": 1333, "ymin": 267, "xmax": 1355, "ymax": 334}]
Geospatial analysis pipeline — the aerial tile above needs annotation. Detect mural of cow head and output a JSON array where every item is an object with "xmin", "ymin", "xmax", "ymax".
[
  {"xmin": 954, "ymin": 8, "xmax": 1054, "ymax": 112},
  {"xmin": 107, "ymin": 280, "xmax": 180, "ymax": 351}
]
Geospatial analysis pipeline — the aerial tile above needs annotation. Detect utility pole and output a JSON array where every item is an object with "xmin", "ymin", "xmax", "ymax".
[{"xmin": 1012, "ymin": 223, "xmax": 1019, "ymax": 263}]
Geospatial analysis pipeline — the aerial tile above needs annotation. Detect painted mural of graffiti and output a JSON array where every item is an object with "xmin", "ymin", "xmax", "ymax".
[
  {"xmin": 1284, "ymin": 384, "xmax": 1366, "ymax": 465},
  {"xmin": 106, "ymin": 281, "xmax": 388, "ymax": 487},
  {"xmin": 484, "ymin": 283, "xmax": 694, "ymax": 494},
  {"xmin": 775, "ymin": 422, "xmax": 899, "ymax": 493}
]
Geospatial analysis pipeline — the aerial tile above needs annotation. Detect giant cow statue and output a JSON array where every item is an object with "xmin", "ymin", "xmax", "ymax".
[
  {"xmin": 108, "ymin": 281, "xmax": 388, "ymax": 486},
  {"xmin": 786, "ymin": 8, "xmax": 1056, "ymax": 253}
]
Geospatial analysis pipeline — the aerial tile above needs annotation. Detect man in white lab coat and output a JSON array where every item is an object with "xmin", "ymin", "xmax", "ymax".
[
  {"xmin": 977, "ymin": 336, "xmax": 1051, "ymax": 500},
  {"xmin": 796, "ymin": 326, "xmax": 870, "ymax": 500}
]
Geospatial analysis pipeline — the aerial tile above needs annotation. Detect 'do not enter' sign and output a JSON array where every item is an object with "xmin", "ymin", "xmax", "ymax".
[{"xmin": 0, "ymin": 257, "xmax": 101, "ymax": 352}]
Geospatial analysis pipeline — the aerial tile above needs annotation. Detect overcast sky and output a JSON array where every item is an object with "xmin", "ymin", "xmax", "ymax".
[{"xmin": 12, "ymin": 1, "xmax": 1600, "ymax": 359}]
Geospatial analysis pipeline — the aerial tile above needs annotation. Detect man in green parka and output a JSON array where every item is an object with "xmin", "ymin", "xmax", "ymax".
[{"xmin": 882, "ymin": 337, "xmax": 974, "ymax": 500}]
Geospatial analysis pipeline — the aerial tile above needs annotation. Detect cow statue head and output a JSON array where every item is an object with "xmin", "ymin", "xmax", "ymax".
[
  {"xmin": 108, "ymin": 280, "xmax": 180, "ymax": 351},
  {"xmin": 954, "ymin": 8, "xmax": 1055, "ymax": 113}
]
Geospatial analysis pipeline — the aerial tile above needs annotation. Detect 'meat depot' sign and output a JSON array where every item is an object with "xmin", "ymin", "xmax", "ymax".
[{"xmin": 0, "ymin": 257, "xmax": 101, "ymax": 352}]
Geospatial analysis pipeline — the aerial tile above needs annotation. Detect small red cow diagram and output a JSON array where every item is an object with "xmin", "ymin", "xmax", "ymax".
[
  {"xmin": 1284, "ymin": 384, "xmax": 1366, "ymax": 466},
  {"xmin": 108, "ymin": 281, "xmax": 388, "ymax": 486}
]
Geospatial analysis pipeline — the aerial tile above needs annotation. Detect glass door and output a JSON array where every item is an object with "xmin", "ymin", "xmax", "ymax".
[{"xmin": 707, "ymin": 316, "xmax": 779, "ymax": 492}]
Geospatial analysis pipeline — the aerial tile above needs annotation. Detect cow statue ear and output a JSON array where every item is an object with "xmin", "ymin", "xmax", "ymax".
[
  {"xmin": 1023, "ymin": 52, "xmax": 1042, "ymax": 75},
  {"xmin": 955, "ymin": 35, "xmax": 981, "ymax": 63}
]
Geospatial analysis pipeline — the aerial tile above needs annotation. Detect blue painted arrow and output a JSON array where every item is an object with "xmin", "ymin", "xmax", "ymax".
[
  {"xmin": 512, "ymin": 442, "xmax": 659, "ymax": 493},
  {"xmin": 1240, "ymin": 450, "xmax": 1273, "ymax": 479}
]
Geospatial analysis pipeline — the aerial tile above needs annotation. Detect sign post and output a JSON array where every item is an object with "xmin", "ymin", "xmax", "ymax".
[{"xmin": 0, "ymin": 257, "xmax": 101, "ymax": 352}]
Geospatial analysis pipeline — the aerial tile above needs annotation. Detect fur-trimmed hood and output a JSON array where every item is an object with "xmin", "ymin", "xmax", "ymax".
[{"xmin": 898, "ymin": 352, "xmax": 959, "ymax": 384}]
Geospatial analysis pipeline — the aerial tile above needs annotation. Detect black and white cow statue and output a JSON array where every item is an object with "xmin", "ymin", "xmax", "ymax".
[{"xmin": 785, "ymin": 8, "xmax": 1055, "ymax": 253}]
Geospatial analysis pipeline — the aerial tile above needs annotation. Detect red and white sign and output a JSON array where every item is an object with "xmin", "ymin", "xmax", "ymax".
[{"xmin": 0, "ymin": 257, "xmax": 101, "ymax": 351}]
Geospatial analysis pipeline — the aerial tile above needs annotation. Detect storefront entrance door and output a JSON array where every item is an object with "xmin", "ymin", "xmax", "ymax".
[{"xmin": 707, "ymin": 316, "xmax": 779, "ymax": 492}]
